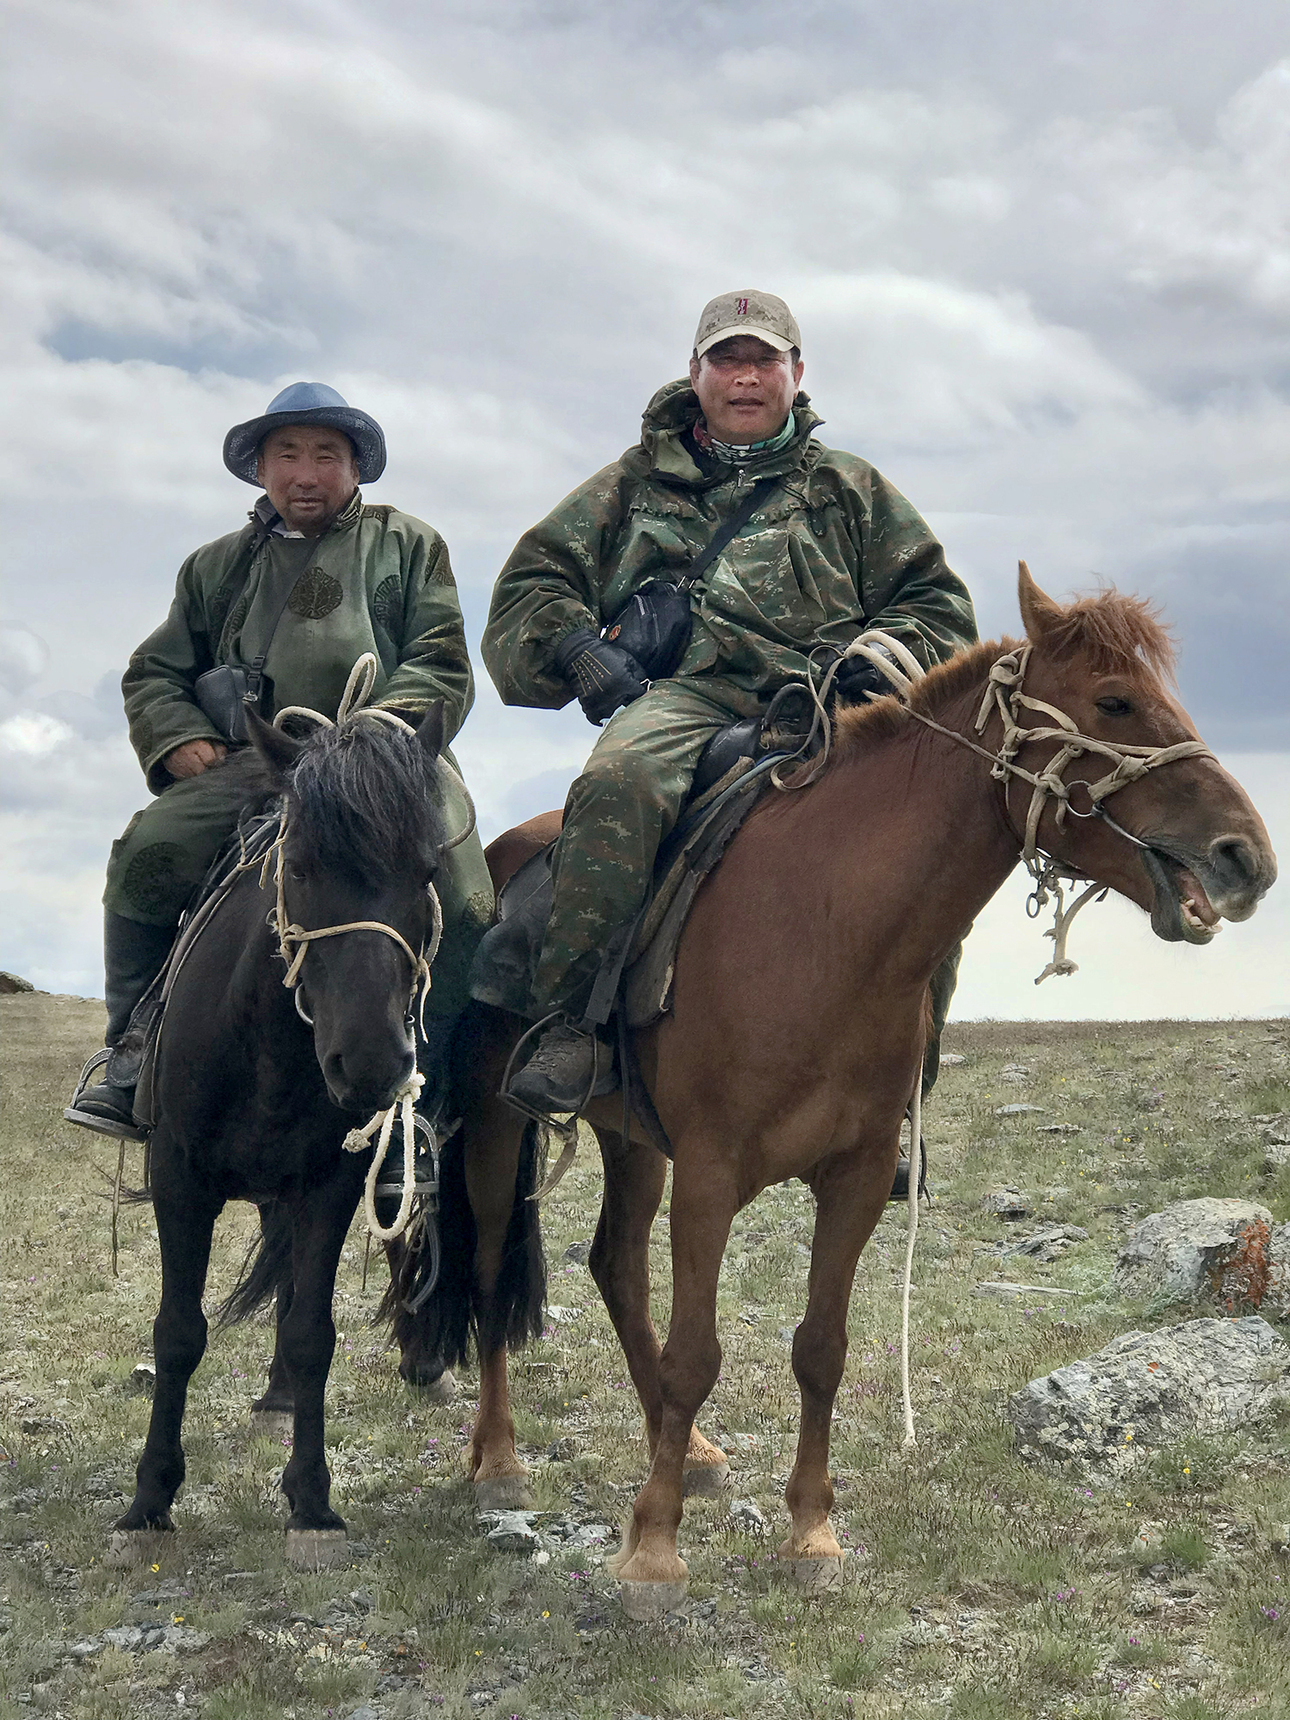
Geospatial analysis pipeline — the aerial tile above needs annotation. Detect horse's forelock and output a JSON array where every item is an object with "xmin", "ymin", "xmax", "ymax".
[
  {"xmin": 1036, "ymin": 588, "xmax": 1175, "ymax": 681},
  {"xmin": 286, "ymin": 718, "xmax": 445, "ymax": 881}
]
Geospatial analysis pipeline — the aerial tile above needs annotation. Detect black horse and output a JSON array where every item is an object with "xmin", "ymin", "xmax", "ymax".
[{"xmin": 113, "ymin": 702, "xmax": 454, "ymax": 1565}]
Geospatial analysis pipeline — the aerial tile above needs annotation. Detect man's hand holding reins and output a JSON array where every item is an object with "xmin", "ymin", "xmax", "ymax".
[{"xmin": 554, "ymin": 628, "xmax": 648, "ymax": 725}]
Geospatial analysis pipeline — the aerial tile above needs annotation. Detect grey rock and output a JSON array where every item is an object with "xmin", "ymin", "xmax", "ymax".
[
  {"xmin": 545, "ymin": 1304, "xmax": 580, "ymax": 1324},
  {"xmin": 939, "ymin": 1053, "xmax": 966, "ymax": 1066},
  {"xmin": 982, "ymin": 1186, "xmax": 1030, "ymax": 1219},
  {"xmin": 348, "ymin": 1708, "xmax": 381, "ymax": 1720},
  {"xmin": 1009, "ymin": 1315, "xmax": 1290, "ymax": 1469},
  {"xmin": 976, "ymin": 1281, "xmax": 1080, "ymax": 1300},
  {"xmin": 994, "ymin": 1104, "xmax": 1048, "ymax": 1117},
  {"xmin": 1265, "ymin": 1145, "xmax": 1290, "ymax": 1172},
  {"xmin": 1001, "ymin": 1063, "xmax": 1031, "ymax": 1083},
  {"xmin": 479, "ymin": 1509, "xmax": 540, "ymax": 1554},
  {"xmin": 729, "ymin": 1497, "xmax": 767, "ymax": 1535},
  {"xmin": 566, "ymin": 1522, "xmax": 612, "ymax": 1548},
  {"xmin": 127, "ymin": 1363, "xmax": 156, "ymax": 1396},
  {"xmin": 546, "ymin": 1435, "xmax": 579, "ymax": 1461},
  {"xmin": 1004, "ymin": 1224, "xmax": 1089, "ymax": 1263},
  {"xmin": 563, "ymin": 1240, "xmax": 592, "ymax": 1264},
  {"xmin": 1039, "ymin": 1124, "xmax": 1081, "ymax": 1135},
  {"xmin": 0, "ymin": 972, "xmax": 34, "ymax": 993},
  {"xmin": 1113, "ymin": 1198, "xmax": 1273, "ymax": 1302}
]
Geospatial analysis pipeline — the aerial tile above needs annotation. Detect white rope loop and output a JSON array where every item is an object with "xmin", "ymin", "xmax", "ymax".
[{"xmin": 341, "ymin": 1071, "xmax": 426, "ymax": 1242}]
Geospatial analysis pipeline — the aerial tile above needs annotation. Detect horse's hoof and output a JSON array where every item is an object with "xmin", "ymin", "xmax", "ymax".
[
  {"xmin": 682, "ymin": 1459, "xmax": 731, "ymax": 1499},
  {"xmin": 409, "ymin": 1368, "xmax": 459, "ymax": 1405},
  {"xmin": 619, "ymin": 1579, "xmax": 688, "ymax": 1622},
  {"xmin": 789, "ymin": 1554, "xmax": 845, "ymax": 1591},
  {"xmin": 474, "ymin": 1476, "xmax": 534, "ymax": 1511},
  {"xmin": 284, "ymin": 1529, "xmax": 349, "ymax": 1570},
  {"xmin": 249, "ymin": 1410, "xmax": 293, "ymax": 1440},
  {"xmin": 105, "ymin": 1529, "xmax": 170, "ymax": 1568}
]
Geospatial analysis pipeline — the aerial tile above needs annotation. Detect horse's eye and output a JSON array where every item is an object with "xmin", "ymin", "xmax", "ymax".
[
  {"xmin": 1096, "ymin": 696, "xmax": 1133, "ymax": 717},
  {"xmin": 288, "ymin": 865, "xmax": 308, "ymax": 884}
]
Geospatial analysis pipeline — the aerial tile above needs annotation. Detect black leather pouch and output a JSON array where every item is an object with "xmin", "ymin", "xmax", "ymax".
[
  {"xmin": 603, "ymin": 582, "xmax": 693, "ymax": 681},
  {"xmin": 193, "ymin": 664, "xmax": 252, "ymax": 743}
]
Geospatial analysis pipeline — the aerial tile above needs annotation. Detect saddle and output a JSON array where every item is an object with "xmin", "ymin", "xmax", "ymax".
[{"xmin": 468, "ymin": 712, "xmax": 805, "ymax": 1035}]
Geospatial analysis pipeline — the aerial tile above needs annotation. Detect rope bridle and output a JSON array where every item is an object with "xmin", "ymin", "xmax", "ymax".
[
  {"xmin": 256, "ymin": 653, "xmax": 476, "ymax": 1241},
  {"xmin": 781, "ymin": 628, "xmax": 1213, "ymax": 984}
]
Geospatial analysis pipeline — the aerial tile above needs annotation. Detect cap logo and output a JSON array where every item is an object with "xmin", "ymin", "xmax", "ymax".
[{"xmin": 735, "ymin": 298, "xmax": 748, "ymax": 316}]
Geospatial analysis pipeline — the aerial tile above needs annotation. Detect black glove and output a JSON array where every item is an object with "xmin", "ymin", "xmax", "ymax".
[
  {"xmin": 834, "ymin": 647, "xmax": 898, "ymax": 706},
  {"xmin": 553, "ymin": 628, "xmax": 649, "ymax": 726}
]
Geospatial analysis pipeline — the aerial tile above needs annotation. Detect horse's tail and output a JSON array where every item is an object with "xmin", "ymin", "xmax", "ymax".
[
  {"xmin": 217, "ymin": 1200, "xmax": 292, "ymax": 1329},
  {"xmin": 384, "ymin": 1120, "xmax": 546, "ymax": 1366}
]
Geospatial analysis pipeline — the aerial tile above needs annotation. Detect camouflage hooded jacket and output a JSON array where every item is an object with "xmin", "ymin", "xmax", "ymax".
[
  {"xmin": 122, "ymin": 491, "xmax": 474, "ymax": 793},
  {"xmin": 483, "ymin": 380, "xmax": 978, "ymax": 708}
]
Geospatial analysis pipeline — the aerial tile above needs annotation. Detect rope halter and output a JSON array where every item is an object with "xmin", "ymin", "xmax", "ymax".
[{"xmin": 255, "ymin": 652, "xmax": 476, "ymax": 1239}]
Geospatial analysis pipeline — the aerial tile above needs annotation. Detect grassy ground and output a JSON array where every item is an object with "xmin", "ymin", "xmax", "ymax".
[{"xmin": 2, "ymin": 993, "xmax": 1290, "ymax": 1719}]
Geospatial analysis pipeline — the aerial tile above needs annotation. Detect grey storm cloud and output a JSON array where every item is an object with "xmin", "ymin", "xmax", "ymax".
[{"xmin": 1, "ymin": 0, "xmax": 1287, "ymax": 1010}]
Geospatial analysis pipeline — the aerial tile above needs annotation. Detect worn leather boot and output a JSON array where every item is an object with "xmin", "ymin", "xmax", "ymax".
[
  {"xmin": 504, "ymin": 1021, "xmax": 606, "ymax": 1117},
  {"xmin": 64, "ymin": 913, "xmax": 174, "ymax": 1140}
]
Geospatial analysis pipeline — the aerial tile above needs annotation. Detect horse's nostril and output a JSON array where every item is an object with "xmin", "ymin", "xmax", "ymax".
[{"xmin": 1211, "ymin": 837, "xmax": 1259, "ymax": 891}]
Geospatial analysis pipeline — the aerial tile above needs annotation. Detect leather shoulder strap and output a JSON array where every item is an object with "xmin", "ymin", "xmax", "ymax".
[{"xmin": 679, "ymin": 475, "xmax": 781, "ymax": 589}]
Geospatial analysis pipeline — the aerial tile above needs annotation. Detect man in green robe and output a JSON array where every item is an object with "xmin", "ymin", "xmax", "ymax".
[
  {"xmin": 482, "ymin": 291, "xmax": 978, "ymax": 1116},
  {"xmin": 68, "ymin": 382, "xmax": 493, "ymax": 1137}
]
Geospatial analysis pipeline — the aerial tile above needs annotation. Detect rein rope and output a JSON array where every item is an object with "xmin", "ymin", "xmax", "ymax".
[{"xmin": 253, "ymin": 653, "xmax": 475, "ymax": 1242}]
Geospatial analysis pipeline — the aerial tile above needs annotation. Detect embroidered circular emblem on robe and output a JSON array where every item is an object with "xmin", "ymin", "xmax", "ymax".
[
  {"xmin": 122, "ymin": 842, "xmax": 190, "ymax": 918},
  {"xmin": 288, "ymin": 567, "xmax": 344, "ymax": 619},
  {"xmin": 372, "ymin": 574, "xmax": 402, "ymax": 637}
]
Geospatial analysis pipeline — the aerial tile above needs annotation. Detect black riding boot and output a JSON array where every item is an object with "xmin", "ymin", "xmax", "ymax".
[{"xmin": 64, "ymin": 913, "xmax": 174, "ymax": 1138}]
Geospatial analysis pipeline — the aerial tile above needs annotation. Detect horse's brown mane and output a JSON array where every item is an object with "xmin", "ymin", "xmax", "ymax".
[{"xmin": 834, "ymin": 587, "xmax": 1175, "ymax": 756}]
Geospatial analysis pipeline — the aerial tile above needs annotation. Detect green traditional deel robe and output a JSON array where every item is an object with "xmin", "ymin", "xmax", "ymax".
[
  {"xmin": 481, "ymin": 380, "xmax": 979, "ymax": 1022},
  {"xmin": 106, "ymin": 490, "xmax": 492, "ymax": 1019}
]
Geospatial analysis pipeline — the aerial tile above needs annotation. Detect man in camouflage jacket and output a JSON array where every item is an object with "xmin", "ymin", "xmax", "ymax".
[
  {"xmin": 483, "ymin": 291, "xmax": 978, "ymax": 1116},
  {"xmin": 69, "ymin": 382, "xmax": 493, "ymax": 1137}
]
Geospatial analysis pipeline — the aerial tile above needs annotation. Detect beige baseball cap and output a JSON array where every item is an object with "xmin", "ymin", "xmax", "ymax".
[{"xmin": 693, "ymin": 289, "xmax": 801, "ymax": 358}]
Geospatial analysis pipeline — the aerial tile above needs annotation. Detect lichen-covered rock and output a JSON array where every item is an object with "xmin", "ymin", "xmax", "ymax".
[
  {"xmin": 1009, "ymin": 1315, "xmax": 1290, "ymax": 1470},
  {"xmin": 1113, "ymin": 1198, "xmax": 1273, "ymax": 1302}
]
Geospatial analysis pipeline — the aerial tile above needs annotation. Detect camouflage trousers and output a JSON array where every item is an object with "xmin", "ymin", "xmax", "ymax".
[
  {"xmin": 103, "ymin": 752, "xmax": 495, "ymax": 1021},
  {"xmin": 532, "ymin": 676, "xmax": 962, "ymax": 1084}
]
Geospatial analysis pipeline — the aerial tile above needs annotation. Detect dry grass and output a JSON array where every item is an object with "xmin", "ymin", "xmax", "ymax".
[{"xmin": 2, "ymin": 993, "xmax": 1290, "ymax": 1718}]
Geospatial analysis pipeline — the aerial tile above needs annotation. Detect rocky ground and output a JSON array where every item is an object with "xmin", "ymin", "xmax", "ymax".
[{"xmin": 2, "ymin": 993, "xmax": 1290, "ymax": 1718}]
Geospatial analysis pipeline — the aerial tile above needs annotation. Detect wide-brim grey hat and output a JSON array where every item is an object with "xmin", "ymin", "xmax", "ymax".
[{"xmin": 223, "ymin": 381, "xmax": 387, "ymax": 485}]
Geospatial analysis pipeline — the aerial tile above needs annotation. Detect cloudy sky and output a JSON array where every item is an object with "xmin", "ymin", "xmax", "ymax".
[{"xmin": 2, "ymin": 0, "xmax": 1287, "ymax": 1019}]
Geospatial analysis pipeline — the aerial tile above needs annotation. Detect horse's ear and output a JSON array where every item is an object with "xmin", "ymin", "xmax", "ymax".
[
  {"xmin": 415, "ymin": 699, "xmax": 446, "ymax": 761},
  {"xmin": 245, "ymin": 707, "xmax": 304, "ymax": 779},
  {"xmin": 1018, "ymin": 559, "xmax": 1064, "ymax": 644}
]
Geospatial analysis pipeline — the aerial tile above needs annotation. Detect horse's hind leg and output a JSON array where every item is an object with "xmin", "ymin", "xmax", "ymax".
[
  {"xmin": 278, "ymin": 1172, "xmax": 362, "ymax": 1557},
  {"xmin": 250, "ymin": 1201, "xmax": 295, "ymax": 1431},
  {"xmin": 781, "ymin": 1143, "xmax": 895, "ymax": 1586},
  {"xmin": 589, "ymin": 1126, "xmax": 728, "ymax": 1494},
  {"xmin": 465, "ymin": 1099, "xmax": 536, "ymax": 1510},
  {"xmin": 115, "ymin": 1186, "xmax": 219, "ymax": 1538}
]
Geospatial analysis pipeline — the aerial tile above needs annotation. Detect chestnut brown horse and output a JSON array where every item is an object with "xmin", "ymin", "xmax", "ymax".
[{"xmin": 420, "ymin": 565, "xmax": 1275, "ymax": 1617}]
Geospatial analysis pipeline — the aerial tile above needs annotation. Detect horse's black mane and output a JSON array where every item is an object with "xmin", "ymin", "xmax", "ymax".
[{"xmin": 287, "ymin": 718, "xmax": 445, "ymax": 882}]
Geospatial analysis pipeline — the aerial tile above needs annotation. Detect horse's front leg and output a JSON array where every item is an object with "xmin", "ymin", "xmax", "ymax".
[
  {"xmin": 114, "ymin": 1177, "xmax": 219, "ymax": 1541},
  {"xmin": 607, "ymin": 1151, "xmax": 736, "ymax": 1618},
  {"xmin": 781, "ymin": 1136, "xmax": 898, "ymax": 1586},
  {"xmin": 589, "ymin": 1125, "xmax": 729, "ymax": 1494},
  {"xmin": 250, "ymin": 1200, "xmax": 295, "ymax": 1431},
  {"xmin": 278, "ymin": 1168, "xmax": 362, "ymax": 1562}
]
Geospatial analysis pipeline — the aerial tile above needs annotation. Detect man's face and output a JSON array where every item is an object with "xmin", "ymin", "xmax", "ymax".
[
  {"xmin": 688, "ymin": 335, "xmax": 804, "ymax": 446},
  {"xmin": 256, "ymin": 426, "xmax": 359, "ymax": 535}
]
